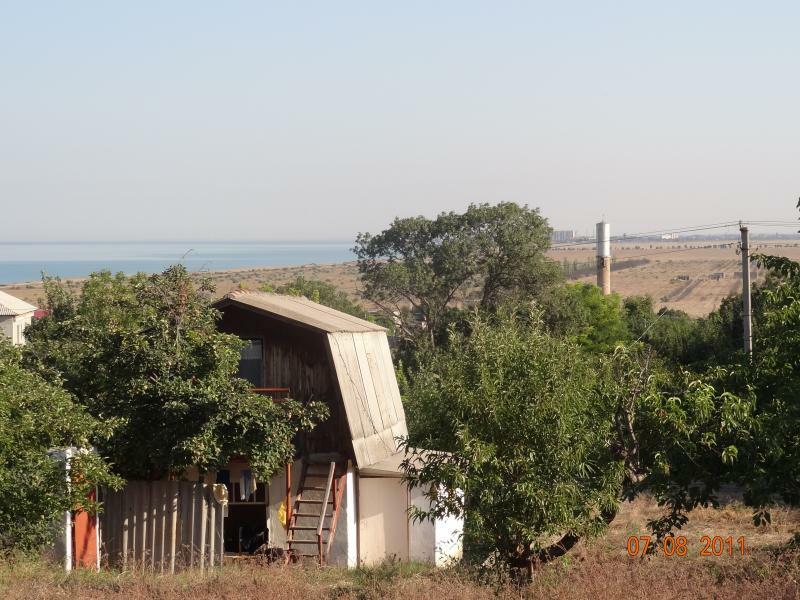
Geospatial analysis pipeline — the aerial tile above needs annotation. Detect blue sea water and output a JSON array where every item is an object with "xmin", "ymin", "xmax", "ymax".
[{"xmin": 0, "ymin": 241, "xmax": 355, "ymax": 284}]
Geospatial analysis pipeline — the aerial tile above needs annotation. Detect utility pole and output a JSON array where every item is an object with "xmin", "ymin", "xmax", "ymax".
[{"xmin": 740, "ymin": 223, "xmax": 753, "ymax": 355}]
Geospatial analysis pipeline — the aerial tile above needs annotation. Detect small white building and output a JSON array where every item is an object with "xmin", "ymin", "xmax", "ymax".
[{"xmin": 0, "ymin": 291, "xmax": 37, "ymax": 345}]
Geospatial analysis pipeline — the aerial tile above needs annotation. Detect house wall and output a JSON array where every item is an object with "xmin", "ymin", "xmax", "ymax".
[
  {"xmin": 409, "ymin": 486, "xmax": 435, "ymax": 563},
  {"xmin": 0, "ymin": 316, "xmax": 12, "ymax": 342},
  {"xmin": 357, "ymin": 477, "xmax": 409, "ymax": 565},
  {"xmin": 218, "ymin": 306, "xmax": 352, "ymax": 456},
  {"xmin": 357, "ymin": 476, "xmax": 464, "ymax": 567},
  {"xmin": 7, "ymin": 313, "xmax": 33, "ymax": 345},
  {"xmin": 434, "ymin": 507, "xmax": 463, "ymax": 566}
]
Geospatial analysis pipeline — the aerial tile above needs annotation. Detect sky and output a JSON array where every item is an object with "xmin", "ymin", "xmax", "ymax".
[{"xmin": 1, "ymin": 2, "xmax": 799, "ymax": 242}]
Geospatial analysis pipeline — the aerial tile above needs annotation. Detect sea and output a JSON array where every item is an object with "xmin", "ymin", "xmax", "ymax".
[{"xmin": 0, "ymin": 241, "xmax": 355, "ymax": 285}]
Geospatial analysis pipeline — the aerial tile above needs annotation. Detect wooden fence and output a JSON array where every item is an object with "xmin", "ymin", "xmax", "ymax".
[{"xmin": 99, "ymin": 481, "xmax": 225, "ymax": 573}]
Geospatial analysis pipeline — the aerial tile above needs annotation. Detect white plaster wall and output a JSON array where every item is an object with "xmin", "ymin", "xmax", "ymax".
[
  {"xmin": 0, "ymin": 316, "xmax": 12, "ymax": 342},
  {"xmin": 345, "ymin": 465, "xmax": 357, "ymax": 568},
  {"xmin": 408, "ymin": 485, "xmax": 463, "ymax": 566},
  {"xmin": 408, "ymin": 485, "xmax": 435, "ymax": 563},
  {"xmin": 7, "ymin": 314, "xmax": 33, "ymax": 345},
  {"xmin": 358, "ymin": 477, "xmax": 409, "ymax": 565},
  {"xmin": 434, "ymin": 509, "xmax": 463, "ymax": 566}
]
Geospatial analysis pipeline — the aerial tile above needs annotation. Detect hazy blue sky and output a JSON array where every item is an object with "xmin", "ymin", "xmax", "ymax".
[{"xmin": 1, "ymin": 2, "xmax": 798, "ymax": 241}]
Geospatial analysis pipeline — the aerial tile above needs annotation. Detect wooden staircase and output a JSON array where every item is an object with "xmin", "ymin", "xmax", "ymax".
[{"xmin": 286, "ymin": 458, "xmax": 346, "ymax": 564}]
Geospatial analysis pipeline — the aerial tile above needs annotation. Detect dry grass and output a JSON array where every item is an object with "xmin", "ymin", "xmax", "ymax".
[
  {"xmin": 1, "ymin": 548, "xmax": 797, "ymax": 600},
  {"xmin": 2, "ymin": 499, "xmax": 798, "ymax": 600},
  {"xmin": 0, "ymin": 262, "xmax": 363, "ymax": 307},
  {"xmin": 554, "ymin": 239, "xmax": 800, "ymax": 316},
  {"xmin": 4, "ymin": 240, "xmax": 799, "ymax": 317}
]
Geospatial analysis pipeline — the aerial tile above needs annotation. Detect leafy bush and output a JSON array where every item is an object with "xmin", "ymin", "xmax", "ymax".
[
  {"xmin": 402, "ymin": 310, "xmax": 623, "ymax": 570},
  {"xmin": 0, "ymin": 340, "xmax": 120, "ymax": 553}
]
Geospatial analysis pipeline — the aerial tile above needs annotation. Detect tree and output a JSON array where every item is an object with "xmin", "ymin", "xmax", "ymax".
[
  {"xmin": 23, "ymin": 266, "xmax": 327, "ymax": 481},
  {"xmin": 354, "ymin": 202, "xmax": 560, "ymax": 347},
  {"xmin": 736, "ymin": 251, "xmax": 800, "ymax": 507},
  {"xmin": 398, "ymin": 308, "xmax": 767, "ymax": 573},
  {"xmin": 401, "ymin": 310, "xmax": 624, "ymax": 573},
  {"xmin": 540, "ymin": 283, "xmax": 629, "ymax": 353},
  {"xmin": 0, "ymin": 340, "xmax": 120, "ymax": 553},
  {"xmin": 259, "ymin": 276, "xmax": 369, "ymax": 319},
  {"xmin": 614, "ymin": 249, "xmax": 800, "ymax": 532},
  {"xmin": 623, "ymin": 294, "xmax": 748, "ymax": 367}
]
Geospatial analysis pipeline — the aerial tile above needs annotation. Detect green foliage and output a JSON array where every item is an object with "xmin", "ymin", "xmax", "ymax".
[
  {"xmin": 626, "ymin": 246, "xmax": 800, "ymax": 532},
  {"xmin": 23, "ymin": 265, "xmax": 327, "ymax": 481},
  {"xmin": 739, "ymin": 252, "xmax": 800, "ymax": 507},
  {"xmin": 0, "ymin": 340, "xmax": 120, "ymax": 553},
  {"xmin": 541, "ymin": 283, "xmax": 629, "ymax": 353},
  {"xmin": 621, "ymin": 295, "xmax": 743, "ymax": 366},
  {"xmin": 354, "ymin": 202, "xmax": 560, "ymax": 347},
  {"xmin": 259, "ymin": 276, "xmax": 368, "ymax": 319},
  {"xmin": 401, "ymin": 310, "xmax": 623, "ymax": 568},
  {"xmin": 626, "ymin": 368, "xmax": 757, "ymax": 537}
]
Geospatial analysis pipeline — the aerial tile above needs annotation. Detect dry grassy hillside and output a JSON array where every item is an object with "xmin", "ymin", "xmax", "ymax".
[
  {"xmin": 553, "ymin": 239, "xmax": 800, "ymax": 316},
  {"xmin": 2, "ymin": 240, "xmax": 799, "ymax": 317}
]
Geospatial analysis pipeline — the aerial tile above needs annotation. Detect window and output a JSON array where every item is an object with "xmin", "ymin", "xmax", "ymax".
[{"xmin": 237, "ymin": 339, "xmax": 263, "ymax": 387}]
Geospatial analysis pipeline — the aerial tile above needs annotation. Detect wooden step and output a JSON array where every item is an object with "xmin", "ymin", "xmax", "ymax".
[
  {"xmin": 292, "ymin": 512, "xmax": 332, "ymax": 518},
  {"xmin": 302, "ymin": 486, "xmax": 331, "ymax": 491},
  {"xmin": 287, "ymin": 539, "xmax": 321, "ymax": 544},
  {"xmin": 297, "ymin": 499, "xmax": 332, "ymax": 504},
  {"xmin": 290, "ymin": 526, "xmax": 329, "ymax": 531}
]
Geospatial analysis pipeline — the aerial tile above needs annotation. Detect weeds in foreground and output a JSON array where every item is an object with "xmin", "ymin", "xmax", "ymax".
[{"xmin": 0, "ymin": 546, "xmax": 798, "ymax": 600}]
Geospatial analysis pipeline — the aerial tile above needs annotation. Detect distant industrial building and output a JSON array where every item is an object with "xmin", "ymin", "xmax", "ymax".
[{"xmin": 551, "ymin": 230, "xmax": 576, "ymax": 243}]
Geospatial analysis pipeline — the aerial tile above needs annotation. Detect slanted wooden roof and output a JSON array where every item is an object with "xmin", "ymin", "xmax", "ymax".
[
  {"xmin": 0, "ymin": 291, "xmax": 37, "ymax": 317},
  {"xmin": 215, "ymin": 291, "xmax": 407, "ymax": 469},
  {"xmin": 215, "ymin": 291, "xmax": 385, "ymax": 334},
  {"xmin": 328, "ymin": 331, "xmax": 408, "ymax": 469}
]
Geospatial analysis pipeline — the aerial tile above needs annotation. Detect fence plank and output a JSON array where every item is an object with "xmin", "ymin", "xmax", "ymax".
[
  {"xmin": 122, "ymin": 488, "xmax": 130, "ymax": 569},
  {"xmin": 215, "ymin": 490, "xmax": 225, "ymax": 567},
  {"xmin": 100, "ymin": 481, "xmax": 223, "ymax": 573},
  {"xmin": 168, "ymin": 482, "xmax": 179, "ymax": 574},
  {"xmin": 131, "ymin": 482, "xmax": 140, "ymax": 568},
  {"xmin": 148, "ymin": 482, "xmax": 157, "ymax": 570},
  {"xmin": 208, "ymin": 498, "xmax": 216, "ymax": 568},
  {"xmin": 198, "ymin": 487, "xmax": 207, "ymax": 572}
]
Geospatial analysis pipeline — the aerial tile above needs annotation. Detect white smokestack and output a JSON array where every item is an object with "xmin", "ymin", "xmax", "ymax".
[{"xmin": 596, "ymin": 221, "xmax": 611, "ymax": 295}]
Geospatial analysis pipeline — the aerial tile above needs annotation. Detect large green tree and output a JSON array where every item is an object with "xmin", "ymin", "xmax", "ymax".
[
  {"xmin": 401, "ymin": 310, "xmax": 625, "ymax": 573},
  {"xmin": 0, "ymin": 340, "xmax": 120, "ymax": 553},
  {"xmin": 400, "ymin": 308, "xmax": 767, "ymax": 573},
  {"xmin": 24, "ymin": 266, "xmax": 326, "ymax": 481},
  {"xmin": 354, "ymin": 202, "xmax": 560, "ymax": 347}
]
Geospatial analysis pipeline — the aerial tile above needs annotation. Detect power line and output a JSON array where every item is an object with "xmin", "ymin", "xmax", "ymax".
[
  {"xmin": 551, "ymin": 220, "xmax": 798, "ymax": 250},
  {"xmin": 616, "ymin": 243, "xmax": 737, "ymax": 261},
  {"xmin": 550, "ymin": 222, "xmax": 741, "ymax": 249}
]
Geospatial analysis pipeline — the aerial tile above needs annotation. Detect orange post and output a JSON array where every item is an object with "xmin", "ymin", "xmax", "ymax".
[{"xmin": 72, "ymin": 489, "xmax": 98, "ymax": 569}]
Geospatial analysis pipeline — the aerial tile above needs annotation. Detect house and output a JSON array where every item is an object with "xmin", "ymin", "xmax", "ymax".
[
  {"xmin": 0, "ymin": 291, "xmax": 37, "ymax": 345},
  {"xmin": 210, "ymin": 290, "xmax": 463, "ymax": 567}
]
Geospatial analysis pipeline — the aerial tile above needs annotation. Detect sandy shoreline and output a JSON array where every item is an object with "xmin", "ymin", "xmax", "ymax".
[
  {"xmin": 0, "ymin": 262, "xmax": 364, "ymax": 307},
  {"xmin": 3, "ymin": 241, "xmax": 800, "ymax": 317}
]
